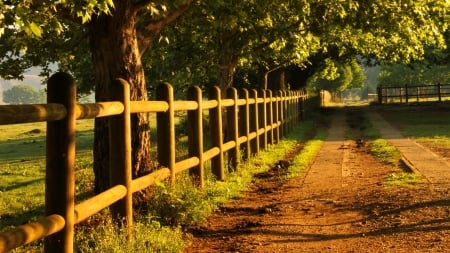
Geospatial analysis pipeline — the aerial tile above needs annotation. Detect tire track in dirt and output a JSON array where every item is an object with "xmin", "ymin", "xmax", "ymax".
[{"xmin": 185, "ymin": 108, "xmax": 450, "ymax": 253}]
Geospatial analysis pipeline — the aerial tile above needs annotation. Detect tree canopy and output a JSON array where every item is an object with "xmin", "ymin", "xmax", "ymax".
[
  {"xmin": 378, "ymin": 29, "xmax": 450, "ymax": 86},
  {"xmin": 377, "ymin": 63, "xmax": 450, "ymax": 86},
  {"xmin": 145, "ymin": 0, "xmax": 449, "ymax": 92}
]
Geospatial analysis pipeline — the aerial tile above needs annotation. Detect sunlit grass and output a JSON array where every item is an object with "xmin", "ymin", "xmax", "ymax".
[
  {"xmin": 378, "ymin": 108, "xmax": 450, "ymax": 153},
  {"xmin": 286, "ymin": 130, "xmax": 326, "ymax": 179},
  {"xmin": 369, "ymin": 138, "xmax": 402, "ymax": 165},
  {"xmin": 75, "ymin": 217, "xmax": 186, "ymax": 253},
  {"xmin": 0, "ymin": 119, "xmax": 95, "ymax": 231},
  {"xmin": 384, "ymin": 171, "xmax": 424, "ymax": 188}
]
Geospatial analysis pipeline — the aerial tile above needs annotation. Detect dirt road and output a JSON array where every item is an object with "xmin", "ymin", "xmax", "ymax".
[{"xmin": 185, "ymin": 107, "xmax": 450, "ymax": 253}]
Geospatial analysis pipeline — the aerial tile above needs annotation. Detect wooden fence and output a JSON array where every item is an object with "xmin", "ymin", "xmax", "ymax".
[
  {"xmin": 0, "ymin": 72, "xmax": 308, "ymax": 253},
  {"xmin": 377, "ymin": 84, "xmax": 450, "ymax": 104}
]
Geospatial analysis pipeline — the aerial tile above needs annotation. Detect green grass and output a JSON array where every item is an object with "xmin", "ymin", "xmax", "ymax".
[
  {"xmin": 378, "ymin": 108, "xmax": 450, "ymax": 152},
  {"xmin": 75, "ymin": 217, "xmax": 186, "ymax": 253},
  {"xmin": 384, "ymin": 172, "xmax": 424, "ymax": 187},
  {"xmin": 0, "ymin": 120, "xmax": 95, "ymax": 230},
  {"xmin": 369, "ymin": 138, "xmax": 402, "ymax": 165},
  {"xmin": 286, "ymin": 129, "xmax": 326, "ymax": 179}
]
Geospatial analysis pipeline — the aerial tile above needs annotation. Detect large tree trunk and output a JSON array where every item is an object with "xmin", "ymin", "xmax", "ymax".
[
  {"xmin": 89, "ymin": 3, "xmax": 151, "ymax": 193},
  {"xmin": 217, "ymin": 31, "xmax": 240, "ymax": 91},
  {"xmin": 217, "ymin": 55, "xmax": 239, "ymax": 91}
]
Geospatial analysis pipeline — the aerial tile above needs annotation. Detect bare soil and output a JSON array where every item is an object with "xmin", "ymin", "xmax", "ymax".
[{"xmin": 184, "ymin": 108, "xmax": 450, "ymax": 253}]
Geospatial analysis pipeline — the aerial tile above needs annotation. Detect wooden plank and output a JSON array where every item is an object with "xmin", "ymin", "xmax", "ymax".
[
  {"xmin": 0, "ymin": 215, "xmax": 65, "ymax": 252},
  {"xmin": 74, "ymin": 185, "xmax": 127, "ymax": 223},
  {"xmin": 75, "ymin": 102, "xmax": 124, "ymax": 119},
  {"xmin": 0, "ymin": 104, "xmax": 66, "ymax": 125}
]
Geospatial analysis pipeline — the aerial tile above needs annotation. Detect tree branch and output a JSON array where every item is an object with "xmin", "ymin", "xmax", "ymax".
[
  {"xmin": 136, "ymin": 1, "xmax": 193, "ymax": 54},
  {"xmin": 132, "ymin": 0, "xmax": 154, "ymax": 14}
]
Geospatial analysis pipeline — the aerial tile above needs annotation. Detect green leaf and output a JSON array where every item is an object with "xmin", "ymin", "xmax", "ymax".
[{"xmin": 29, "ymin": 22, "xmax": 42, "ymax": 38}]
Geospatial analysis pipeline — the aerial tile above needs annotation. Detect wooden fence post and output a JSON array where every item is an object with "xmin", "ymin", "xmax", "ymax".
[
  {"xmin": 109, "ymin": 78, "xmax": 133, "ymax": 239},
  {"xmin": 377, "ymin": 87, "xmax": 382, "ymax": 104},
  {"xmin": 258, "ymin": 90, "xmax": 267, "ymax": 151},
  {"xmin": 250, "ymin": 89, "xmax": 259, "ymax": 155},
  {"xmin": 156, "ymin": 83, "xmax": 176, "ymax": 184},
  {"xmin": 267, "ymin": 90, "xmax": 274, "ymax": 145},
  {"xmin": 226, "ymin": 87, "xmax": 239, "ymax": 172},
  {"xmin": 280, "ymin": 91, "xmax": 289, "ymax": 137},
  {"xmin": 239, "ymin": 89, "xmax": 251, "ymax": 160},
  {"xmin": 299, "ymin": 90, "xmax": 305, "ymax": 121},
  {"xmin": 416, "ymin": 87, "xmax": 420, "ymax": 102},
  {"xmin": 187, "ymin": 86, "xmax": 204, "ymax": 188},
  {"xmin": 405, "ymin": 84, "xmax": 409, "ymax": 104},
  {"xmin": 288, "ymin": 91, "xmax": 294, "ymax": 131},
  {"xmin": 208, "ymin": 86, "xmax": 224, "ymax": 180},
  {"xmin": 294, "ymin": 91, "xmax": 297, "ymax": 126},
  {"xmin": 273, "ymin": 91, "xmax": 280, "ymax": 144},
  {"xmin": 45, "ymin": 72, "xmax": 77, "ymax": 253},
  {"xmin": 438, "ymin": 83, "xmax": 442, "ymax": 102}
]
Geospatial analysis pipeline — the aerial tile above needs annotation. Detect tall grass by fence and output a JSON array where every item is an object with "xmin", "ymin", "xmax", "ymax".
[
  {"xmin": 0, "ymin": 72, "xmax": 308, "ymax": 253},
  {"xmin": 377, "ymin": 84, "xmax": 450, "ymax": 104}
]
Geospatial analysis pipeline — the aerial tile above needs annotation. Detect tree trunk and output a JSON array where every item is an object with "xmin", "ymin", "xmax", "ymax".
[
  {"xmin": 268, "ymin": 68, "xmax": 285, "ymax": 90},
  {"xmin": 217, "ymin": 31, "xmax": 239, "ymax": 91},
  {"xmin": 217, "ymin": 56, "xmax": 239, "ymax": 91},
  {"xmin": 89, "ymin": 3, "xmax": 151, "ymax": 192}
]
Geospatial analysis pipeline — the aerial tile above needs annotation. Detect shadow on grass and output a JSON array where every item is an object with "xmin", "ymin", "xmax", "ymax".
[{"xmin": 0, "ymin": 178, "xmax": 44, "ymax": 192}]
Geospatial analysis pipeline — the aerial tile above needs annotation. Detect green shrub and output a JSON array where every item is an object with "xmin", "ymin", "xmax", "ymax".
[
  {"xmin": 146, "ymin": 176, "xmax": 215, "ymax": 227},
  {"xmin": 75, "ymin": 218, "xmax": 186, "ymax": 253}
]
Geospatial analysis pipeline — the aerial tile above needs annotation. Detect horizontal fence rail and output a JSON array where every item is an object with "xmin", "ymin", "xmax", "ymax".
[
  {"xmin": 0, "ymin": 72, "xmax": 308, "ymax": 253},
  {"xmin": 377, "ymin": 84, "xmax": 450, "ymax": 104}
]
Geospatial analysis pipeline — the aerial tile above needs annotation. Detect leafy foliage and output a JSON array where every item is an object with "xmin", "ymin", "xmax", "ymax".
[
  {"xmin": 307, "ymin": 58, "xmax": 366, "ymax": 92},
  {"xmin": 147, "ymin": 0, "xmax": 449, "ymax": 91},
  {"xmin": 377, "ymin": 63, "xmax": 450, "ymax": 86},
  {"xmin": 147, "ymin": 176, "xmax": 214, "ymax": 227}
]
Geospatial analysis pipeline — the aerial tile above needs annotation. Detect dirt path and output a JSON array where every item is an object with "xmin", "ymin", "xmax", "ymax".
[{"xmin": 185, "ymin": 108, "xmax": 450, "ymax": 253}]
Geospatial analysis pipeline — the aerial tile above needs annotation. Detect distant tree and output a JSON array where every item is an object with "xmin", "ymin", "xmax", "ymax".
[
  {"xmin": 377, "ymin": 63, "xmax": 450, "ymax": 86},
  {"xmin": 3, "ymin": 84, "xmax": 45, "ymax": 104}
]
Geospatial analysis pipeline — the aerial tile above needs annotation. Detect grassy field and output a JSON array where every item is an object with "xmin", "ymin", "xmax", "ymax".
[
  {"xmin": 377, "ymin": 105, "xmax": 450, "ymax": 159},
  {"xmin": 0, "ymin": 119, "xmax": 95, "ymax": 230}
]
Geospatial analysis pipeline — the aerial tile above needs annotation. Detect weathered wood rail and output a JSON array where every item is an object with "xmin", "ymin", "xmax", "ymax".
[
  {"xmin": 377, "ymin": 84, "xmax": 450, "ymax": 104},
  {"xmin": 0, "ymin": 72, "xmax": 308, "ymax": 253}
]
